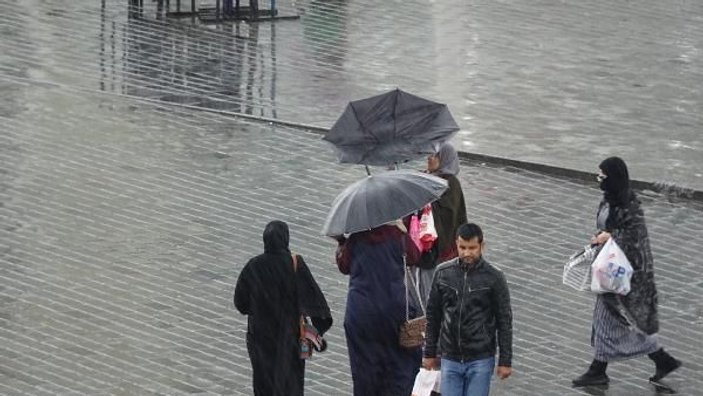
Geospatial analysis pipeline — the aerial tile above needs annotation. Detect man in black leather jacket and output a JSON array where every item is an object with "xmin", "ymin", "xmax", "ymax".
[{"xmin": 422, "ymin": 223, "xmax": 513, "ymax": 396}]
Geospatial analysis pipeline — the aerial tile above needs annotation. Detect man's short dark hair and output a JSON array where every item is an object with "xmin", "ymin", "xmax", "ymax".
[{"xmin": 456, "ymin": 223, "xmax": 483, "ymax": 243}]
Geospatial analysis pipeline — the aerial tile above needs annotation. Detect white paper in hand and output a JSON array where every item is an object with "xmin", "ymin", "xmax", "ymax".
[{"xmin": 411, "ymin": 368, "xmax": 441, "ymax": 396}]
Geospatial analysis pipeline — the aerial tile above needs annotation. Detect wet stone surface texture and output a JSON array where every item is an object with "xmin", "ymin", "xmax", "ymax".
[{"xmin": 1, "ymin": 1, "xmax": 703, "ymax": 395}]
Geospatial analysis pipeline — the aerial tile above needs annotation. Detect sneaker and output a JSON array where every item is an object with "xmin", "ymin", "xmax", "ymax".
[{"xmin": 572, "ymin": 372, "xmax": 610, "ymax": 387}]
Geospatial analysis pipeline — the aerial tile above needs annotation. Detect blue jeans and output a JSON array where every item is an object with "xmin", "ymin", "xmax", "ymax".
[{"xmin": 440, "ymin": 356, "xmax": 494, "ymax": 396}]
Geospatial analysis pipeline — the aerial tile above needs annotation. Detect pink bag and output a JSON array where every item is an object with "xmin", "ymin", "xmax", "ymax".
[
  {"xmin": 417, "ymin": 205, "xmax": 437, "ymax": 252},
  {"xmin": 409, "ymin": 214, "xmax": 423, "ymax": 251}
]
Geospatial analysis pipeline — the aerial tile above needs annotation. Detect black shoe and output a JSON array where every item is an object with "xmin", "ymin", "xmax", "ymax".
[
  {"xmin": 650, "ymin": 358, "xmax": 682, "ymax": 382},
  {"xmin": 572, "ymin": 372, "xmax": 610, "ymax": 387}
]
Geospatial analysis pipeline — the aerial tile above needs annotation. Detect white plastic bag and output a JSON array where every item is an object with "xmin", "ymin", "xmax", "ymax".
[
  {"xmin": 590, "ymin": 238, "xmax": 633, "ymax": 295},
  {"xmin": 411, "ymin": 368, "xmax": 441, "ymax": 396}
]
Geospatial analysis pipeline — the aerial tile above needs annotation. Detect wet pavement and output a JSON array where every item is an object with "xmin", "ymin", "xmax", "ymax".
[
  {"xmin": 2, "ymin": 81, "xmax": 703, "ymax": 395},
  {"xmin": 1, "ymin": 1, "xmax": 703, "ymax": 395},
  {"xmin": 1, "ymin": 0, "xmax": 702, "ymax": 189}
]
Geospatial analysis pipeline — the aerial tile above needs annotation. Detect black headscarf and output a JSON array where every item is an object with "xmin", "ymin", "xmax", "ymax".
[
  {"xmin": 263, "ymin": 220, "xmax": 290, "ymax": 254},
  {"xmin": 258, "ymin": 220, "xmax": 333, "ymax": 334},
  {"xmin": 599, "ymin": 156, "xmax": 633, "ymax": 207}
]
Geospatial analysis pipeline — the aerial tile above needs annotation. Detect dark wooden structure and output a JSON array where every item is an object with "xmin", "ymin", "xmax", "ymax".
[{"xmin": 134, "ymin": 0, "xmax": 300, "ymax": 22}]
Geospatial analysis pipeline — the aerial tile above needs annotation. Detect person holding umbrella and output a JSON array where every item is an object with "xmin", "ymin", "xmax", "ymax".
[
  {"xmin": 426, "ymin": 143, "xmax": 468, "ymax": 264},
  {"xmin": 322, "ymin": 170, "xmax": 449, "ymax": 396},
  {"xmin": 334, "ymin": 220, "xmax": 423, "ymax": 396},
  {"xmin": 416, "ymin": 142, "xmax": 468, "ymax": 302},
  {"xmin": 321, "ymin": 89, "xmax": 461, "ymax": 394}
]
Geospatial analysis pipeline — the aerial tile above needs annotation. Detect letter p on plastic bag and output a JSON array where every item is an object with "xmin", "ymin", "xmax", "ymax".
[{"xmin": 590, "ymin": 238, "xmax": 633, "ymax": 295}]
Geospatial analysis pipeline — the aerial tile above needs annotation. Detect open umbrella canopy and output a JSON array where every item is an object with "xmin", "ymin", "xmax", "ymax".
[
  {"xmin": 321, "ymin": 170, "xmax": 448, "ymax": 236},
  {"xmin": 323, "ymin": 89, "xmax": 460, "ymax": 166}
]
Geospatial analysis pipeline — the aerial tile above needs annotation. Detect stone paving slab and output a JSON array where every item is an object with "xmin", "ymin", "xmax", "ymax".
[{"xmin": 1, "ymin": 82, "xmax": 702, "ymax": 395}]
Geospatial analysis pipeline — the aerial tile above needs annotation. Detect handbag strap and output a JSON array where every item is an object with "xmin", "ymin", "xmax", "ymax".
[
  {"xmin": 404, "ymin": 255, "xmax": 410, "ymax": 321},
  {"xmin": 403, "ymin": 255, "xmax": 426, "ymax": 321}
]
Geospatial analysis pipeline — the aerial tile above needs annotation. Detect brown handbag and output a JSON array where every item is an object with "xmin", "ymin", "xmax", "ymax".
[{"xmin": 399, "ymin": 258, "xmax": 427, "ymax": 348}]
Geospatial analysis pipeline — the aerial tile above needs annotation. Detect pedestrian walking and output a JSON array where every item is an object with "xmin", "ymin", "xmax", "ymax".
[
  {"xmin": 422, "ymin": 223, "xmax": 513, "ymax": 396},
  {"xmin": 572, "ymin": 157, "xmax": 682, "ymax": 387},
  {"xmin": 234, "ymin": 221, "xmax": 332, "ymax": 396},
  {"xmin": 416, "ymin": 143, "xmax": 468, "ymax": 303},
  {"xmin": 334, "ymin": 220, "xmax": 423, "ymax": 396}
]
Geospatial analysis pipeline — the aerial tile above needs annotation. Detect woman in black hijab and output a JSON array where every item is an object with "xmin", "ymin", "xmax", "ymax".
[
  {"xmin": 572, "ymin": 157, "xmax": 681, "ymax": 387},
  {"xmin": 235, "ymin": 221, "xmax": 332, "ymax": 395}
]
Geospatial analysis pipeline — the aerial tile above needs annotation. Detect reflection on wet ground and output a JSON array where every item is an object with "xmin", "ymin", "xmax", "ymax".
[
  {"xmin": 2, "ymin": 2, "xmax": 703, "ymax": 395},
  {"xmin": 1, "ymin": 80, "xmax": 702, "ymax": 395},
  {"xmin": 1, "ymin": 0, "xmax": 701, "ymax": 188}
]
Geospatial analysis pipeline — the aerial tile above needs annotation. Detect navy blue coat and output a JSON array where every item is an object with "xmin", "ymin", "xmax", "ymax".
[{"xmin": 336, "ymin": 225, "xmax": 422, "ymax": 396}]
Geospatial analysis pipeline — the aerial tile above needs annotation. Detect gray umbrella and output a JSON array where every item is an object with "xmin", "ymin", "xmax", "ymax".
[
  {"xmin": 323, "ymin": 88, "xmax": 460, "ymax": 166},
  {"xmin": 321, "ymin": 170, "xmax": 448, "ymax": 236}
]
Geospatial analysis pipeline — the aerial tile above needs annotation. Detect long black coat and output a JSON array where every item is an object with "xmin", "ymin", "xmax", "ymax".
[
  {"xmin": 235, "ymin": 250, "xmax": 302, "ymax": 395},
  {"xmin": 600, "ymin": 195, "xmax": 659, "ymax": 335},
  {"xmin": 234, "ymin": 221, "xmax": 332, "ymax": 396}
]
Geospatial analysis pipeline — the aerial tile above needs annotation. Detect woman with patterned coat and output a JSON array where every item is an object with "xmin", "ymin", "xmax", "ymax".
[{"xmin": 572, "ymin": 157, "xmax": 682, "ymax": 387}]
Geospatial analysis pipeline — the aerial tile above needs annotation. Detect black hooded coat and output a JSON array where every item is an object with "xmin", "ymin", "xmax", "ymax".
[
  {"xmin": 234, "ymin": 221, "xmax": 332, "ymax": 395},
  {"xmin": 598, "ymin": 157, "xmax": 659, "ymax": 335}
]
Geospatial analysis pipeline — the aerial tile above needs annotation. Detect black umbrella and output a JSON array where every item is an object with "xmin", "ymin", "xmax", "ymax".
[
  {"xmin": 323, "ymin": 89, "xmax": 460, "ymax": 167},
  {"xmin": 321, "ymin": 170, "xmax": 448, "ymax": 236}
]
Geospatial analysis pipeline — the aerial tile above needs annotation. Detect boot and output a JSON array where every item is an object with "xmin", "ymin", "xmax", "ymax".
[
  {"xmin": 572, "ymin": 360, "xmax": 609, "ymax": 387},
  {"xmin": 648, "ymin": 349, "xmax": 682, "ymax": 382}
]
